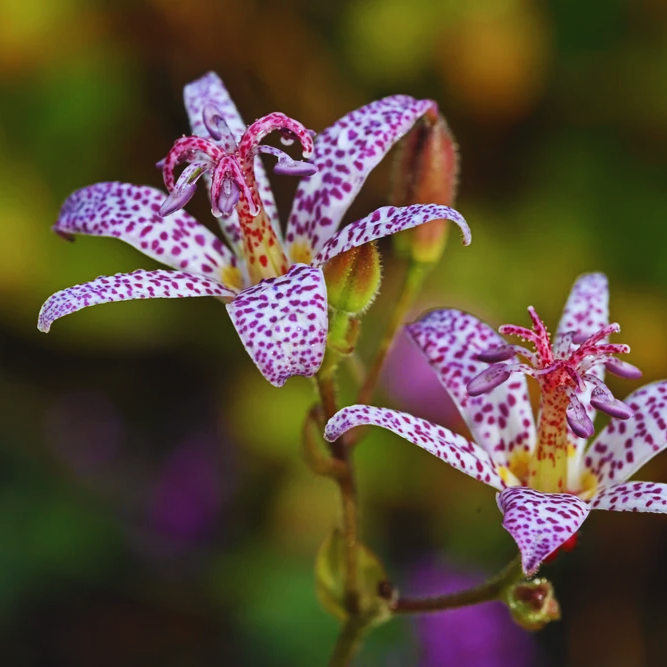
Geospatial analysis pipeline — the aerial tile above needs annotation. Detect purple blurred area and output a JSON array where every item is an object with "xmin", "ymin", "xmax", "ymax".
[{"xmin": 409, "ymin": 560, "xmax": 541, "ymax": 667}]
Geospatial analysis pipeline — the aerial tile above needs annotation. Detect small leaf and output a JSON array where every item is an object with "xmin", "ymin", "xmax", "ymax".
[{"xmin": 315, "ymin": 528, "xmax": 391, "ymax": 622}]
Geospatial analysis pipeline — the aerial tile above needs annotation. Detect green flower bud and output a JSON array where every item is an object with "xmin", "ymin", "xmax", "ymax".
[
  {"xmin": 503, "ymin": 578, "xmax": 561, "ymax": 632},
  {"xmin": 323, "ymin": 242, "xmax": 382, "ymax": 315},
  {"xmin": 391, "ymin": 107, "xmax": 459, "ymax": 265}
]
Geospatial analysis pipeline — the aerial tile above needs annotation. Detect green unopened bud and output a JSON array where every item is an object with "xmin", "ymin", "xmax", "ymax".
[
  {"xmin": 391, "ymin": 107, "xmax": 459, "ymax": 265},
  {"xmin": 323, "ymin": 242, "xmax": 382, "ymax": 315},
  {"xmin": 503, "ymin": 578, "xmax": 561, "ymax": 632}
]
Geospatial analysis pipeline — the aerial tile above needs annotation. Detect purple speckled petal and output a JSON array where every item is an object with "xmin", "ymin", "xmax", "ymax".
[
  {"xmin": 590, "ymin": 481, "xmax": 667, "ymax": 512},
  {"xmin": 226, "ymin": 264, "xmax": 328, "ymax": 387},
  {"xmin": 38, "ymin": 269, "xmax": 235, "ymax": 333},
  {"xmin": 311, "ymin": 204, "xmax": 470, "ymax": 267},
  {"xmin": 324, "ymin": 406, "xmax": 506, "ymax": 491},
  {"xmin": 286, "ymin": 95, "xmax": 437, "ymax": 258},
  {"xmin": 54, "ymin": 182, "xmax": 241, "ymax": 283},
  {"xmin": 556, "ymin": 273, "xmax": 609, "ymax": 491},
  {"xmin": 583, "ymin": 381, "xmax": 667, "ymax": 490},
  {"xmin": 184, "ymin": 71, "xmax": 247, "ymax": 142},
  {"xmin": 407, "ymin": 309, "xmax": 536, "ymax": 467},
  {"xmin": 497, "ymin": 486, "xmax": 589, "ymax": 575},
  {"xmin": 556, "ymin": 273, "xmax": 609, "ymax": 343},
  {"xmin": 183, "ymin": 71, "xmax": 281, "ymax": 248}
]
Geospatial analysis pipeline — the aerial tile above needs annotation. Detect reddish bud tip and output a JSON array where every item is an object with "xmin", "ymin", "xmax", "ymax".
[{"xmin": 391, "ymin": 107, "xmax": 459, "ymax": 265}]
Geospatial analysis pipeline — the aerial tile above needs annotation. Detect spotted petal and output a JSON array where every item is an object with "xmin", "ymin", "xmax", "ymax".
[
  {"xmin": 183, "ymin": 71, "xmax": 281, "ymax": 249},
  {"xmin": 54, "ymin": 182, "xmax": 242, "ymax": 286},
  {"xmin": 583, "ymin": 381, "xmax": 667, "ymax": 490},
  {"xmin": 555, "ymin": 273, "xmax": 609, "ymax": 491},
  {"xmin": 324, "ymin": 406, "xmax": 506, "ymax": 490},
  {"xmin": 286, "ymin": 95, "xmax": 437, "ymax": 260},
  {"xmin": 38, "ymin": 270, "xmax": 235, "ymax": 332},
  {"xmin": 226, "ymin": 264, "xmax": 328, "ymax": 387},
  {"xmin": 312, "ymin": 204, "xmax": 469, "ymax": 267},
  {"xmin": 590, "ymin": 481, "xmax": 667, "ymax": 512},
  {"xmin": 407, "ymin": 309, "xmax": 536, "ymax": 467},
  {"xmin": 497, "ymin": 487, "xmax": 589, "ymax": 575}
]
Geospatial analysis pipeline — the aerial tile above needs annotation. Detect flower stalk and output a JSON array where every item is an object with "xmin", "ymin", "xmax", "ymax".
[{"xmin": 392, "ymin": 555, "xmax": 523, "ymax": 614}]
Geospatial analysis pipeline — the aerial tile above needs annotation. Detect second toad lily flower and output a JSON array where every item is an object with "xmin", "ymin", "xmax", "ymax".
[
  {"xmin": 325, "ymin": 274, "xmax": 667, "ymax": 574},
  {"xmin": 38, "ymin": 72, "xmax": 470, "ymax": 387}
]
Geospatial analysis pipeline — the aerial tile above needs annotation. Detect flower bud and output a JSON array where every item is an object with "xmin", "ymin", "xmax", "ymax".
[
  {"xmin": 323, "ymin": 242, "xmax": 382, "ymax": 315},
  {"xmin": 391, "ymin": 106, "xmax": 459, "ymax": 265},
  {"xmin": 503, "ymin": 578, "xmax": 561, "ymax": 632}
]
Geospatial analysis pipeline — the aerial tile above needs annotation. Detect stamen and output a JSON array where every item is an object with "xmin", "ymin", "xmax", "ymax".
[
  {"xmin": 218, "ymin": 177, "xmax": 241, "ymax": 217},
  {"xmin": 590, "ymin": 391, "xmax": 634, "ymax": 420},
  {"xmin": 527, "ymin": 307, "xmax": 553, "ymax": 363},
  {"xmin": 158, "ymin": 162, "xmax": 209, "ymax": 217},
  {"xmin": 159, "ymin": 182, "xmax": 197, "ymax": 217},
  {"xmin": 210, "ymin": 157, "xmax": 258, "ymax": 218},
  {"xmin": 202, "ymin": 105, "xmax": 238, "ymax": 153},
  {"xmin": 238, "ymin": 113, "xmax": 315, "ymax": 176},
  {"xmin": 162, "ymin": 136, "xmax": 222, "ymax": 191},
  {"xmin": 468, "ymin": 363, "xmax": 513, "ymax": 396},
  {"xmin": 565, "ymin": 391, "xmax": 594, "ymax": 438},
  {"xmin": 584, "ymin": 374, "xmax": 633, "ymax": 419},
  {"xmin": 257, "ymin": 145, "xmax": 318, "ymax": 177},
  {"xmin": 474, "ymin": 345, "xmax": 516, "ymax": 363},
  {"xmin": 605, "ymin": 358, "xmax": 643, "ymax": 379}
]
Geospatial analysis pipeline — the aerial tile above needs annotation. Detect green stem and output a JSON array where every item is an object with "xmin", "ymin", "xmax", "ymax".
[
  {"xmin": 328, "ymin": 614, "xmax": 374, "ymax": 667},
  {"xmin": 356, "ymin": 261, "xmax": 428, "ymax": 407},
  {"xmin": 392, "ymin": 555, "xmax": 523, "ymax": 614},
  {"xmin": 316, "ymin": 371, "xmax": 361, "ymax": 615}
]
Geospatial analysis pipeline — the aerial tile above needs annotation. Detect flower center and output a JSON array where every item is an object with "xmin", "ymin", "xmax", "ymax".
[
  {"xmin": 159, "ymin": 106, "xmax": 317, "ymax": 284},
  {"xmin": 468, "ymin": 306, "xmax": 638, "ymax": 493}
]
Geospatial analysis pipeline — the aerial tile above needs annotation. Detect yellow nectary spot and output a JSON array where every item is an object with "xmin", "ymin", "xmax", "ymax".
[
  {"xmin": 290, "ymin": 241, "xmax": 313, "ymax": 266},
  {"xmin": 221, "ymin": 265, "xmax": 244, "ymax": 291},
  {"xmin": 509, "ymin": 448, "xmax": 531, "ymax": 484},
  {"xmin": 567, "ymin": 444, "xmax": 576, "ymax": 458},
  {"xmin": 577, "ymin": 470, "xmax": 598, "ymax": 501},
  {"xmin": 498, "ymin": 466, "xmax": 512, "ymax": 485}
]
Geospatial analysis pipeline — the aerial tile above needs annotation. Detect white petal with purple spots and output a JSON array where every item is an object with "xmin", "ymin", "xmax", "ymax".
[
  {"xmin": 38, "ymin": 269, "xmax": 235, "ymax": 332},
  {"xmin": 324, "ymin": 406, "xmax": 506, "ymax": 491},
  {"xmin": 311, "ymin": 204, "xmax": 470, "ymax": 267},
  {"xmin": 497, "ymin": 487, "xmax": 589, "ymax": 575},
  {"xmin": 54, "ymin": 182, "xmax": 240, "ymax": 284},
  {"xmin": 226, "ymin": 264, "xmax": 328, "ymax": 387},
  {"xmin": 590, "ymin": 481, "xmax": 667, "ymax": 512},
  {"xmin": 556, "ymin": 273, "xmax": 609, "ymax": 490},
  {"xmin": 556, "ymin": 273, "xmax": 609, "ymax": 342},
  {"xmin": 286, "ymin": 95, "xmax": 437, "ymax": 257},
  {"xmin": 407, "ymin": 309, "xmax": 536, "ymax": 466},
  {"xmin": 583, "ymin": 381, "xmax": 667, "ymax": 489}
]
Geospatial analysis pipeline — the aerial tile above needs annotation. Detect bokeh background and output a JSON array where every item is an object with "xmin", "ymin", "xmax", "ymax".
[{"xmin": 2, "ymin": 0, "xmax": 667, "ymax": 664}]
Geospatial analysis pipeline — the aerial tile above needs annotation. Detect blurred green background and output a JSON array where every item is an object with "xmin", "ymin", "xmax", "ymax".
[{"xmin": 2, "ymin": 0, "xmax": 667, "ymax": 664}]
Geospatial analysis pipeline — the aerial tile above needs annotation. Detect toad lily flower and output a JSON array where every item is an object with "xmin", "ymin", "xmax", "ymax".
[
  {"xmin": 38, "ymin": 71, "xmax": 470, "ymax": 387},
  {"xmin": 325, "ymin": 273, "xmax": 667, "ymax": 574}
]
